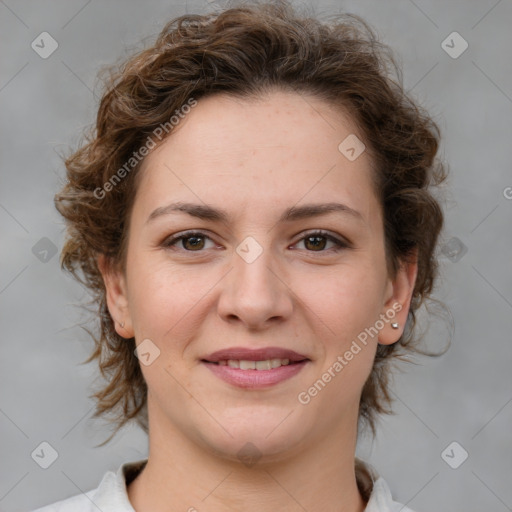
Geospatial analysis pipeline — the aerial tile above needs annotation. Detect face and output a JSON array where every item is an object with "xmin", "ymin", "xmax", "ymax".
[{"xmin": 101, "ymin": 90, "xmax": 416, "ymax": 462}]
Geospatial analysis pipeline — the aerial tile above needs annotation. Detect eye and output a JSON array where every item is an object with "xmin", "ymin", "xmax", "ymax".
[
  {"xmin": 161, "ymin": 230, "xmax": 350, "ymax": 254},
  {"xmin": 293, "ymin": 231, "xmax": 349, "ymax": 252},
  {"xmin": 162, "ymin": 231, "xmax": 216, "ymax": 251}
]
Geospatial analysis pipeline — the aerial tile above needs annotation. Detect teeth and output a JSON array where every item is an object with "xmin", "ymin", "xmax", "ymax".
[
  {"xmin": 256, "ymin": 360, "xmax": 271, "ymax": 370},
  {"xmin": 221, "ymin": 358, "xmax": 291, "ymax": 370}
]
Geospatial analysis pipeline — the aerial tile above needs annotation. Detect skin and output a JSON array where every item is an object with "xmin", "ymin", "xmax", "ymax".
[{"xmin": 99, "ymin": 89, "xmax": 417, "ymax": 512}]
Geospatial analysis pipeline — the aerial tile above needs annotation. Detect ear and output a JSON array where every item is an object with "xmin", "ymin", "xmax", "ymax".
[
  {"xmin": 378, "ymin": 249, "xmax": 418, "ymax": 345},
  {"xmin": 97, "ymin": 254, "xmax": 134, "ymax": 339}
]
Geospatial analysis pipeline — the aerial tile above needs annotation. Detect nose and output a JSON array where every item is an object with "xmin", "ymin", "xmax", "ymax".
[{"xmin": 217, "ymin": 244, "xmax": 293, "ymax": 330}]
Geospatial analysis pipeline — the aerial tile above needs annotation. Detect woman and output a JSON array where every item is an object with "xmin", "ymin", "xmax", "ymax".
[{"xmin": 33, "ymin": 1, "xmax": 445, "ymax": 510}]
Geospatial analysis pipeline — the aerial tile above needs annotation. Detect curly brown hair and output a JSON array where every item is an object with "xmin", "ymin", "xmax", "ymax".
[{"xmin": 55, "ymin": 0, "xmax": 447, "ymax": 443}]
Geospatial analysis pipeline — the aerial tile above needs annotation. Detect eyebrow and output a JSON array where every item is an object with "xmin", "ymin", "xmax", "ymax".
[{"xmin": 146, "ymin": 201, "xmax": 364, "ymax": 224}]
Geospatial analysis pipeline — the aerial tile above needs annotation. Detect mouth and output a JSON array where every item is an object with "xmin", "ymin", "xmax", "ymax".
[
  {"xmin": 202, "ymin": 358, "xmax": 306, "ymax": 370},
  {"xmin": 201, "ymin": 347, "xmax": 311, "ymax": 388}
]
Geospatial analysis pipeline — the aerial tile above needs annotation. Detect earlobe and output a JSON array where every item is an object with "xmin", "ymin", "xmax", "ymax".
[
  {"xmin": 97, "ymin": 254, "xmax": 134, "ymax": 338},
  {"xmin": 378, "ymin": 250, "xmax": 418, "ymax": 345}
]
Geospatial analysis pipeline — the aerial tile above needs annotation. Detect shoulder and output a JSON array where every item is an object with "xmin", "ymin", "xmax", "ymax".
[
  {"xmin": 29, "ymin": 488, "xmax": 97, "ymax": 512},
  {"xmin": 367, "ymin": 477, "xmax": 417, "ymax": 512},
  {"xmin": 356, "ymin": 458, "xmax": 418, "ymax": 512},
  {"xmin": 28, "ymin": 459, "xmax": 147, "ymax": 512}
]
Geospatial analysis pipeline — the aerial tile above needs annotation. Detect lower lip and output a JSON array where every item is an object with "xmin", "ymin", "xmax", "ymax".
[{"xmin": 203, "ymin": 361, "xmax": 309, "ymax": 389}]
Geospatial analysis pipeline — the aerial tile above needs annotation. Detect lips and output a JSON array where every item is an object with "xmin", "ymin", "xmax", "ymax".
[
  {"xmin": 202, "ymin": 346, "xmax": 310, "ymax": 363},
  {"xmin": 201, "ymin": 347, "xmax": 311, "ymax": 388}
]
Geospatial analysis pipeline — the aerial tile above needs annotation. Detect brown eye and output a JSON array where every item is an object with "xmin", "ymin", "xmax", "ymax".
[
  {"xmin": 294, "ymin": 231, "xmax": 349, "ymax": 253},
  {"xmin": 304, "ymin": 235, "xmax": 327, "ymax": 251},
  {"xmin": 162, "ymin": 231, "xmax": 215, "ymax": 251},
  {"xmin": 182, "ymin": 235, "xmax": 205, "ymax": 250}
]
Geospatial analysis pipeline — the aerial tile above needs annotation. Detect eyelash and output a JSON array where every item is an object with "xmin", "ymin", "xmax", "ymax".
[{"xmin": 161, "ymin": 230, "xmax": 350, "ymax": 253}]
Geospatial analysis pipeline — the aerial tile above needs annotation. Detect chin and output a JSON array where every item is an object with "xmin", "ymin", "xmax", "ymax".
[{"xmin": 193, "ymin": 408, "xmax": 312, "ymax": 465}]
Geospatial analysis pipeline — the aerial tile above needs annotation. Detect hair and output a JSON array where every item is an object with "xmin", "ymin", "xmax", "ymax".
[{"xmin": 55, "ymin": 0, "xmax": 447, "ymax": 443}]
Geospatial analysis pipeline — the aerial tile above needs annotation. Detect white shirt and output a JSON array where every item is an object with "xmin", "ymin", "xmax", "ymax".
[{"xmin": 30, "ymin": 458, "xmax": 416, "ymax": 512}]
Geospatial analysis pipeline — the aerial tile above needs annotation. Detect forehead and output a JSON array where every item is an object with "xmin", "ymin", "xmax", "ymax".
[
  {"xmin": 148, "ymin": 90, "xmax": 363, "ymax": 165},
  {"xmin": 133, "ymin": 90, "xmax": 379, "ymax": 224}
]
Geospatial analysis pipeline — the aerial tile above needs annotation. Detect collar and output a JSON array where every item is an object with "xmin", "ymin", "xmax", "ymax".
[{"xmin": 90, "ymin": 457, "xmax": 413, "ymax": 512}]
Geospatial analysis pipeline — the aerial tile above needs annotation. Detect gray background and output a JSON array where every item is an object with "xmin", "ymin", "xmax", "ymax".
[{"xmin": 1, "ymin": 0, "xmax": 511, "ymax": 511}]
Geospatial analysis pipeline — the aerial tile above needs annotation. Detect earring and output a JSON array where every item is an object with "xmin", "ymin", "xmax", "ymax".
[
  {"xmin": 119, "ymin": 321, "xmax": 125, "ymax": 328},
  {"xmin": 391, "ymin": 322, "xmax": 399, "ymax": 329}
]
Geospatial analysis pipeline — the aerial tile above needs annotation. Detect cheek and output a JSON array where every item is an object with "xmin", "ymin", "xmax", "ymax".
[
  {"xmin": 294, "ymin": 260, "xmax": 386, "ymax": 398},
  {"xmin": 296, "ymin": 267, "xmax": 382, "ymax": 398},
  {"xmin": 297, "ymin": 261, "xmax": 386, "ymax": 341},
  {"xmin": 126, "ymin": 257, "xmax": 211, "ymax": 344}
]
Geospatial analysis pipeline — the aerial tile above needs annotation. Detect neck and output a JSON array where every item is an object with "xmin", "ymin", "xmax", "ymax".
[{"xmin": 128, "ymin": 403, "xmax": 366, "ymax": 512}]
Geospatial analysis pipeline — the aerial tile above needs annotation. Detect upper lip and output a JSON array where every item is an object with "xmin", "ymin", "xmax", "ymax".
[{"xmin": 203, "ymin": 347, "xmax": 310, "ymax": 363}]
